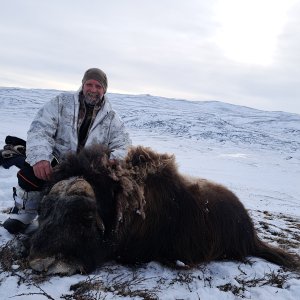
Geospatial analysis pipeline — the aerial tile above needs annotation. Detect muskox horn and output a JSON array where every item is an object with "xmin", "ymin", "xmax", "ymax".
[{"xmin": 49, "ymin": 176, "xmax": 96, "ymax": 199}]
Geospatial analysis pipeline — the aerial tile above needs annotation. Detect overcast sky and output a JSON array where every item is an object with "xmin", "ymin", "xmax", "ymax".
[{"xmin": 1, "ymin": 0, "xmax": 300, "ymax": 114}]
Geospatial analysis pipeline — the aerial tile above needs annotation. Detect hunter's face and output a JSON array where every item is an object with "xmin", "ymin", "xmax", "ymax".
[{"xmin": 83, "ymin": 79, "xmax": 104, "ymax": 103}]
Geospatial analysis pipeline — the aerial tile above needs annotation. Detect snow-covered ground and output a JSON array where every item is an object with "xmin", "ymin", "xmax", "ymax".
[{"xmin": 0, "ymin": 87, "xmax": 299, "ymax": 299}]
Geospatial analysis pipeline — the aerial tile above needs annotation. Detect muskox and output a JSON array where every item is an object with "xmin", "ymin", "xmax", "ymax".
[{"xmin": 28, "ymin": 145, "xmax": 299, "ymax": 275}]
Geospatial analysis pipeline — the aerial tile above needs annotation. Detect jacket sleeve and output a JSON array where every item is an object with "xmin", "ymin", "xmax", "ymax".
[
  {"xmin": 25, "ymin": 96, "xmax": 60, "ymax": 166},
  {"xmin": 108, "ymin": 113, "xmax": 132, "ymax": 160}
]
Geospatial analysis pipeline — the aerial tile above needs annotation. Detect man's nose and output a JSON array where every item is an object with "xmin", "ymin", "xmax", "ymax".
[{"xmin": 90, "ymin": 85, "xmax": 97, "ymax": 92}]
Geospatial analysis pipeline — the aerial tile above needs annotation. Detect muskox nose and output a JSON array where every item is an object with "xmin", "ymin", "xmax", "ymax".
[
  {"xmin": 29, "ymin": 257, "xmax": 55, "ymax": 272},
  {"xmin": 29, "ymin": 257, "xmax": 78, "ymax": 275}
]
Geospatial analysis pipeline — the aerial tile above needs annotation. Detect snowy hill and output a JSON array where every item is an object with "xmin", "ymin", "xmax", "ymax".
[
  {"xmin": 0, "ymin": 87, "xmax": 299, "ymax": 299},
  {"xmin": 1, "ymin": 87, "xmax": 300, "ymax": 154}
]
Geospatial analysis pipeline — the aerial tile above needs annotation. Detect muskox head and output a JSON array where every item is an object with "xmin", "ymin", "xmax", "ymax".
[{"xmin": 29, "ymin": 177, "xmax": 106, "ymax": 275}]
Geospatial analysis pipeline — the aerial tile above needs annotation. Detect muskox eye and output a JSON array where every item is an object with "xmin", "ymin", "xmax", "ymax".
[{"xmin": 82, "ymin": 213, "xmax": 95, "ymax": 225}]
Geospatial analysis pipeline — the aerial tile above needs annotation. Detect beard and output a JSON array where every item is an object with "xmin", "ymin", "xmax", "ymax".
[{"xmin": 84, "ymin": 93, "xmax": 103, "ymax": 105}]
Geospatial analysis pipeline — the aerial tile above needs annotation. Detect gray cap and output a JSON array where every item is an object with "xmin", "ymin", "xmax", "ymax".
[{"xmin": 82, "ymin": 68, "xmax": 108, "ymax": 93}]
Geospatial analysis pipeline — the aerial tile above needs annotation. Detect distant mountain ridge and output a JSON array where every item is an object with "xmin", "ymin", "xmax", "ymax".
[{"xmin": 0, "ymin": 87, "xmax": 299, "ymax": 155}]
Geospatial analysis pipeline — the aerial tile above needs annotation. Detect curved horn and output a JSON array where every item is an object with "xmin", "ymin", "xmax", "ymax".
[{"xmin": 49, "ymin": 177, "xmax": 95, "ymax": 199}]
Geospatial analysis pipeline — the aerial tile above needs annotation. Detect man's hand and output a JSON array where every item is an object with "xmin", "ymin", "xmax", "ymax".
[{"xmin": 33, "ymin": 160, "xmax": 52, "ymax": 181}]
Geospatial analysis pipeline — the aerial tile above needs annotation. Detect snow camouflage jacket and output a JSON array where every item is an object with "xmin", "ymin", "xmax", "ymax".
[{"xmin": 26, "ymin": 89, "xmax": 131, "ymax": 166}]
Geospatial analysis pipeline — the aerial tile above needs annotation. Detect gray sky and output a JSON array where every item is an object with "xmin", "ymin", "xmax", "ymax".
[{"xmin": 1, "ymin": 0, "xmax": 300, "ymax": 114}]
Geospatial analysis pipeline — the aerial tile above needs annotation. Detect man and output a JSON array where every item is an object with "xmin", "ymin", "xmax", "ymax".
[{"xmin": 2, "ymin": 68, "xmax": 131, "ymax": 234}]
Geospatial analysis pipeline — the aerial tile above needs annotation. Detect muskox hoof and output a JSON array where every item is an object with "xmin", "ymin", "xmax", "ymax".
[{"xmin": 29, "ymin": 257, "xmax": 78, "ymax": 275}]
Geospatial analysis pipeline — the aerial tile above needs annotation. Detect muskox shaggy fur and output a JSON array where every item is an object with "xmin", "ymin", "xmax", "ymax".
[{"xmin": 29, "ymin": 145, "xmax": 299, "ymax": 275}]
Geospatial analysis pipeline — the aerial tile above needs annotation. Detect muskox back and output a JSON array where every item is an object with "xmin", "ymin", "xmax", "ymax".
[
  {"xmin": 113, "ymin": 147, "xmax": 298, "ymax": 268},
  {"xmin": 29, "ymin": 145, "xmax": 300, "ymax": 275}
]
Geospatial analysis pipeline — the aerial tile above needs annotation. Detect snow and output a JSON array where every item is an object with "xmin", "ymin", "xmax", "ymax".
[{"xmin": 0, "ymin": 87, "xmax": 299, "ymax": 299}]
